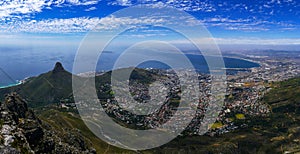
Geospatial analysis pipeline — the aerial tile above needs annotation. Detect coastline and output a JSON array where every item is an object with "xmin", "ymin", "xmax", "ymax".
[{"xmin": 0, "ymin": 81, "xmax": 22, "ymax": 89}]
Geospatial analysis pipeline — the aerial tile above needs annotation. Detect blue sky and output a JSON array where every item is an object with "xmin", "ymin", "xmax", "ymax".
[{"xmin": 0, "ymin": 0, "xmax": 299, "ymax": 47}]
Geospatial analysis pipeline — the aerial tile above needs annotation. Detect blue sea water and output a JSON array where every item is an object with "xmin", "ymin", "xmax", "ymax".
[
  {"xmin": 135, "ymin": 55, "xmax": 259, "ymax": 73},
  {"xmin": 96, "ymin": 52, "xmax": 259, "ymax": 74},
  {"xmin": 0, "ymin": 45, "xmax": 76, "ymax": 88},
  {"xmin": 0, "ymin": 46, "xmax": 259, "ymax": 87}
]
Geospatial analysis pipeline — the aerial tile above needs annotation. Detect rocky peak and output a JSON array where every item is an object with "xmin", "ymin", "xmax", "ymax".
[{"xmin": 53, "ymin": 62, "xmax": 65, "ymax": 73}]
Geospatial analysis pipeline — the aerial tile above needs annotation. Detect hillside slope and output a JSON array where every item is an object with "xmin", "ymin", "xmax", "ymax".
[
  {"xmin": 0, "ymin": 62, "xmax": 73, "ymax": 107},
  {"xmin": 0, "ymin": 63, "xmax": 159, "ymax": 108}
]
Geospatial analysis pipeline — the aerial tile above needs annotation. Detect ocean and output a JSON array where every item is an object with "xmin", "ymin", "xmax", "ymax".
[{"xmin": 0, "ymin": 47, "xmax": 259, "ymax": 87}]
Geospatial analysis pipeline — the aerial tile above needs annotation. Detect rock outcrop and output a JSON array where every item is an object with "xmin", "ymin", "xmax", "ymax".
[
  {"xmin": 0, "ymin": 93, "xmax": 96, "ymax": 154},
  {"xmin": 52, "ymin": 62, "xmax": 65, "ymax": 74}
]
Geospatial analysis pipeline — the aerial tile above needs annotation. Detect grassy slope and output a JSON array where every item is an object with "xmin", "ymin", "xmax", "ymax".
[
  {"xmin": 37, "ymin": 109, "xmax": 134, "ymax": 154},
  {"xmin": 0, "ymin": 70, "xmax": 73, "ymax": 107},
  {"xmin": 263, "ymin": 78, "xmax": 300, "ymax": 113}
]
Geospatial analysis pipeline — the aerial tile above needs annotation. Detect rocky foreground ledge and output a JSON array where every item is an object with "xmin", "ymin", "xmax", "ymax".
[{"xmin": 0, "ymin": 93, "xmax": 96, "ymax": 154}]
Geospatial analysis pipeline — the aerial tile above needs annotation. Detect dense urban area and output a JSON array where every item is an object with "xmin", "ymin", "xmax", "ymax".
[{"xmin": 72, "ymin": 50, "xmax": 300, "ymax": 137}]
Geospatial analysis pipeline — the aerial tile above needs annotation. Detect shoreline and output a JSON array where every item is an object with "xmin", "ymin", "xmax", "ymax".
[{"xmin": 0, "ymin": 81, "xmax": 22, "ymax": 89}]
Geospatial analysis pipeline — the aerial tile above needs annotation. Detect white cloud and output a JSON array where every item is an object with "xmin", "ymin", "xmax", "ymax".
[
  {"xmin": 0, "ymin": 15, "xmax": 168, "ymax": 33},
  {"xmin": 63, "ymin": 0, "xmax": 99, "ymax": 6},
  {"xmin": 169, "ymin": 37, "xmax": 300, "ymax": 45},
  {"xmin": 93, "ymin": 15, "xmax": 166, "ymax": 31},
  {"xmin": 192, "ymin": 16, "xmax": 298, "ymax": 32},
  {"xmin": 85, "ymin": 6, "xmax": 97, "ymax": 11},
  {"xmin": 109, "ymin": 0, "xmax": 216, "ymax": 12},
  {"xmin": 0, "ymin": 0, "xmax": 100, "ymax": 19},
  {"xmin": 19, "ymin": 17, "xmax": 100, "ymax": 33},
  {"xmin": 110, "ymin": 0, "xmax": 132, "ymax": 6},
  {"xmin": 0, "ymin": 0, "xmax": 48, "ymax": 18},
  {"xmin": 1, "ymin": 14, "xmax": 296, "ymax": 34},
  {"xmin": 215, "ymin": 38, "xmax": 300, "ymax": 45}
]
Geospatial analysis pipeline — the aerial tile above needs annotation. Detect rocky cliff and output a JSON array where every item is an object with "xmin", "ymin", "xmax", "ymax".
[{"xmin": 0, "ymin": 93, "xmax": 96, "ymax": 154}]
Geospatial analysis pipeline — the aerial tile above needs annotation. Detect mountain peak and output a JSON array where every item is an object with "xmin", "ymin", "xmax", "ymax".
[{"xmin": 53, "ymin": 62, "xmax": 65, "ymax": 73}]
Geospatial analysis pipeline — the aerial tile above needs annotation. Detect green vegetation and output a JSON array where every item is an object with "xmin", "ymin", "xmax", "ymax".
[
  {"xmin": 210, "ymin": 122, "xmax": 224, "ymax": 129},
  {"xmin": 262, "ymin": 77, "xmax": 300, "ymax": 114},
  {"xmin": 235, "ymin": 113, "xmax": 246, "ymax": 120},
  {"xmin": 11, "ymin": 138, "xmax": 30, "ymax": 154},
  {"xmin": 0, "ymin": 65, "xmax": 73, "ymax": 107},
  {"xmin": 0, "ymin": 135, "xmax": 4, "ymax": 145},
  {"xmin": 37, "ymin": 109, "xmax": 134, "ymax": 154},
  {"xmin": 0, "ymin": 119, "xmax": 4, "ymax": 127}
]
